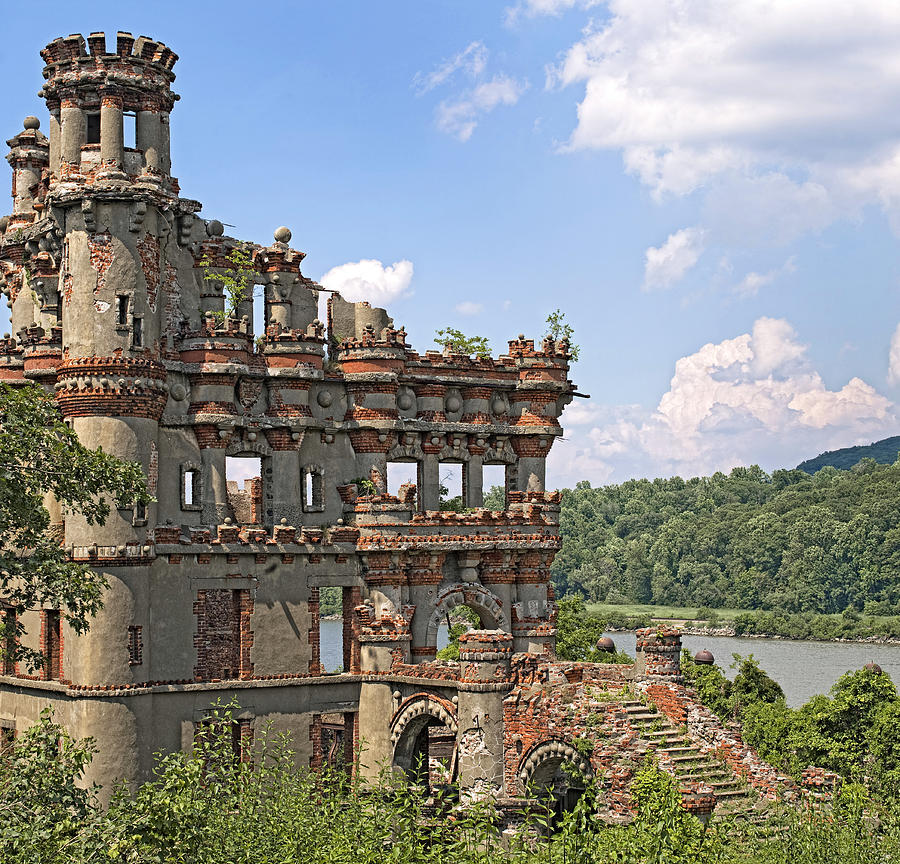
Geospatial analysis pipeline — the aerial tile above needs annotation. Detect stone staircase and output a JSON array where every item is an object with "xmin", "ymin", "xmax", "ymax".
[{"xmin": 619, "ymin": 700, "xmax": 765, "ymax": 821}]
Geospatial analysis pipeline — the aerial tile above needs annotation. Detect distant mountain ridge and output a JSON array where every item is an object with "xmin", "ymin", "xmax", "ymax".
[{"xmin": 797, "ymin": 435, "xmax": 900, "ymax": 474}]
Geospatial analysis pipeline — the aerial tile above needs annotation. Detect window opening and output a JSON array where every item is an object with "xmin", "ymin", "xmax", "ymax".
[
  {"xmin": 128, "ymin": 625, "xmax": 143, "ymax": 665},
  {"xmin": 123, "ymin": 111, "xmax": 136, "ymax": 149},
  {"xmin": 132, "ymin": 315, "xmax": 143, "ymax": 347},
  {"xmin": 225, "ymin": 457, "xmax": 262, "ymax": 525},
  {"xmin": 437, "ymin": 605, "xmax": 483, "ymax": 658},
  {"xmin": 116, "ymin": 295, "xmax": 128, "ymax": 326},
  {"xmin": 0, "ymin": 724, "xmax": 15, "ymax": 755},
  {"xmin": 42, "ymin": 610, "xmax": 61, "ymax": 680},
  {"xmin": 319, "ymin": 587, "xmax": 343, "ymax": 672},
  {"xmin": 182, "ymin": 466, "xmax": 200, "ymax": 509},
  {"xmin": 86, "ymin": 113, "xmax": 101, "ymax": 144},
  {"xmin": 133, "ymin": 500, "xmax": 147, "ymax": 525},
  {"xmin": 253, "ymin": 290, "xmax": 265, "ymax": 339},
  {"xmin": 438, "ymin": 462, "xmax": 464, "ymax": 512},
  {"xmin": 482, "ymin": 464, "xmax": 507, "ymax": 510},
  {"xmin": 303, "ymin": 466, "xmax": 324, "ymax": 512},
  {"xmin": 1, "ymin": 607, "xmax": 16, "ymax": 675},
  {"xmin": 387, "ymin": 461, "xmax": 418, "ymax": 499}
]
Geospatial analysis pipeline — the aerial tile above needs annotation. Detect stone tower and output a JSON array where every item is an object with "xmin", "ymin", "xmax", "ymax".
[{"xmin": 0, "ymin": 33, "xmax": 576, "ymax": 802}]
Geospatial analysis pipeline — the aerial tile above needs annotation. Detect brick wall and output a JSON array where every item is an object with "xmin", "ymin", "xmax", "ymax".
[
  {"xmin": 1, "ymin": 607, "xmax": 17, "ymax": 675},
  {"xmin": 40, "ymin": 609, "xmax": 62, "ymax": 680},
  {"xmin": 193, "ymin": 589, "xmax": 253, "ymax": 681},
  {"xmin": 308, "ymin": 587, "xmax": 321, "ymax": 674}
]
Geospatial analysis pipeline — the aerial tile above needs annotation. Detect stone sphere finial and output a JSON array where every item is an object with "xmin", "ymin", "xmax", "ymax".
[
  {"xmin": 23, "ymin": 116, "xmax": 40, "ymax": 130},
  {"xmin": 274, "ymin": 226, "xmax": 292, "ymax": 244},
  {"xmin": 207, "ymin": 219, "xmax": 224, "ymax": 237},
  {"xmin": 694, "ymin": 649, "xmax": 715, "ymax": 665}
]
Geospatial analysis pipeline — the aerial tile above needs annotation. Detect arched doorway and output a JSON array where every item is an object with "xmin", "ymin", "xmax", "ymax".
[
  {"xmin": 425, "ymin": 584, "xmax": 508, "ymax": 653},
  {"xmin": 391, "ymin": 694, "xmax": 458, "ymax": 790},
  {"xmin": 518, "ymin": 740, "xmax": 593, "ymax": 819}
]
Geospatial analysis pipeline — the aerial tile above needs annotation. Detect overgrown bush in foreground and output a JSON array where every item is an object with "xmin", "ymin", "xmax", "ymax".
[{"xmin": 2, "ymin": 706, "xmax": 899, "ymax": 863}]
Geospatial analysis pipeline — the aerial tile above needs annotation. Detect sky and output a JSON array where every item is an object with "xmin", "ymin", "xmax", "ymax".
[{"xmin": 3, "ymin": 0, "xmax": 900, "ymax": 488}]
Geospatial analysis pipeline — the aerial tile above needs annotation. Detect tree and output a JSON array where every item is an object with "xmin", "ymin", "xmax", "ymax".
[
  {"xmin": 200, "ymin": 246, "xmax": 259, "ymax": 323},
  {"xmin": 433, "ymin": 327, "xmax": 491, "ymax": 358},
  {"xmin": 0, "ymin": 383, "xmax": 149, "ymax": 672},
  {"xmin": 555, "ymin": 595, "xmax": 631, "ymax": 663},
  {"xmin": 544, "ymin": 309, "xmax": 580, "ymax": 361},
  {"xmin": 483, "ymin": 484, "xmax": 505, "ymax": 510}
]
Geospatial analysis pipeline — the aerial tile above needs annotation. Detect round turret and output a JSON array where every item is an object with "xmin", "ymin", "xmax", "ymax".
[{"xmin": 694, "ymin": 649, "xmax": 715, "ymax": 665}]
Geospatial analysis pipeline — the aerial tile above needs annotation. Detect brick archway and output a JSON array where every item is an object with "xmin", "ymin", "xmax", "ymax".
[
  {"xmin": 390, "ymin": 693, "xmax": 458, "ymax": 779},
  {"xmin": 425, "ymin": 583, "xmax": 508, "ymax": 649},
  {"xmin": 517, "ymin": 739, "xmax": 592, "ymax": 795}
]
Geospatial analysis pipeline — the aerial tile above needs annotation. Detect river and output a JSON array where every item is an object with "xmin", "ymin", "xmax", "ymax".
[{"xmin": 319, "ymin": 619, "xmax": 900, "ymax": 707}]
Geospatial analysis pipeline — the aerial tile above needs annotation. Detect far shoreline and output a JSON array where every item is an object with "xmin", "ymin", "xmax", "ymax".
[{"xmin": 605, "ymin": 622, "xmax": 900, "ymax": 647}]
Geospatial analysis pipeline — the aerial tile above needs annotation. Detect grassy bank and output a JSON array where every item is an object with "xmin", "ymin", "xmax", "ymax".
[{"xmin": 586, "ymin": 603, "xmax": 752, "ymax": 622}]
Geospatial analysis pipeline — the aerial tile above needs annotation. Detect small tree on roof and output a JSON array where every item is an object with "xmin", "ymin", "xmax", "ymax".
[{"xmin": 434, "ymin": 327, "xmax": 491, "ymax": 358}]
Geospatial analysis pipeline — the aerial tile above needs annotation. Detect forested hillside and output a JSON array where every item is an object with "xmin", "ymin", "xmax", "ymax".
[
  {"xmin": 552, "ymin": 459, "xmax": 900, "ymax": 615},
  {"xmin": 797, "ymin": 435, "xmax": 900, "ymax": 473}
]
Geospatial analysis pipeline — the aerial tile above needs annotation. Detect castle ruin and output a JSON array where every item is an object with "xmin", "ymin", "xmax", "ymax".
[{"xmin": 0, "ymin": 33, "xmax": 811, "ymax": 820}]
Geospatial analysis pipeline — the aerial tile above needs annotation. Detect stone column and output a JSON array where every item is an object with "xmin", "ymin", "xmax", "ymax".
[
  {"xmin": 420, "ymin": 453, "xmax": 440, "ymax": 511},
  {"xmin": 159, "ymin": 113, "xmax": 171, "ymax": 176},
  {"xmin": 201, "ymin": 447, "xmax": 228, "ymax": 525},
  {"xmin": 136, "ymin": 109, "xmax": 161, "ymax": 171},
  {"xmin": 270, "ymin": 449, "xmax": 301, "ymax": 525},
  {"xmin": 466, "ymin": 454, "xmax": 483, "ymax": 507},
  {"xmin": 59, "ymin": 98, "xmax": 85, "ymax": 167},
  {"xmin": 47, "ymin": 102, "xmax": 61, "ymax": 179},
  {"xmin": 457, "ymin": 631, "xmax": 513, "ymax": 797},
  {"xmin": 99, "ymin": 89, "xmax": 124, "ymax": 172}
]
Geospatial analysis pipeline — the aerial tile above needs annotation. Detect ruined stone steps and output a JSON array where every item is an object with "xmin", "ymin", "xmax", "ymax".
[{"xmin": 623, "ymin": 698, "xmax": 760, "ymax": 820}]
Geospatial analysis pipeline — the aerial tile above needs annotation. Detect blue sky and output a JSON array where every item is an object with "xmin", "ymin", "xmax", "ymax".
[{"xmin": 3, "ymin": 0, "xmax": 900, "ymax": 487}]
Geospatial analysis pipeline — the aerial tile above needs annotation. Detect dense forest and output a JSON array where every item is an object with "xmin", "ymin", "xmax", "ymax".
[
  {"xmin": 797, "ymin": 435, "xmax": 900, "ymax": 474},
  {"xmin": 552, "ymin": 459, "xmax": 900, "ymax": 615}
]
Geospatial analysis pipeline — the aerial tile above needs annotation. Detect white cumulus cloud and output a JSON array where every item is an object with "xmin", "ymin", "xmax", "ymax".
[
  {"xmin": 319, "ymin": 259, "xmax": 413, "ymax": 305},
  {"xmin": 548, "ymin": 0, "xmax": 900, "ymax": 245},
  {"xmin": 643, "ymin": 227, "xmax": 705, "ymax": 290},
  {"xmin": 548, "ymin": 316, "xmax": 896, "ymax": 487}
]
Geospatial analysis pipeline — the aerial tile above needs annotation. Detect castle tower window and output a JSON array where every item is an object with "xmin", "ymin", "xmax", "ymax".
[
  {"xmin": 41, "ymin": 610, "xmax": 61, "ymax": 681},
  {"xmin": 133, "ymin": 500, "xmax": 147, "ymax": 526},
  {"xmin": 482, "ymin": 464, "xmax": 508, "ymax": 510},
  {"xmin": 302, "ymin": 466, "xmax": 324, "ymax": 513},
  {"xmin": 181, "ymin": 465, "xmax": 201, "ymax": 510},
  {"xmin": 387, "ymin": 461, "xmax": 417, "ymax": 498},
  {"xmin": 439, "ymin": 462, "xmax": 463, "ymax": 512},
  {"xmin": 127, "ymin": 625, "xmax": 143, "ymax": 665},
  {"xmin": 225, "ymin": 457, "xmax": 263, "ymax": 525},
  {"xmin": 86, "ymin": 112, "xmax": 101, "ymax": 144},
  {"xmin": 123, "ymin": 111, "xmax": 136, "ymax": 149},
  {"xmin": 132, "ymin": 315, "xmax": 143, "ymax": 347},
  {"xmin": 116, "ymin": 294, "xmax": 129, "ymax": 327}
]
